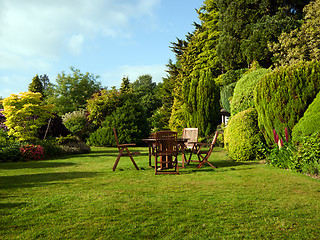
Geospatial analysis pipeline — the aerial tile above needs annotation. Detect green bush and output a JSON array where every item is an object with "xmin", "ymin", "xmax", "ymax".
[
  {"xmin": 87, "ymin": 127, "xmax": 115, "ymax": 147},
  {"xmin": 101, "ymin": 97, "xmax": 150, "ymax": 146},
  {"xmin": 231, "ymin": 68, "xmax": 271, "ymax": 116},
  {"xmin": 254, "ymin": 61, "xmax": 320, "ymax": 145},
  {"xmin": 292, "ymin": 91, "xmax": 320, "ymax": 142},
  {"xmin": 224, "ymin": 108, "xmax": 265, "ymax": 161},
  {"xmin": 0, "ymin": 142, "xmax": 23, "ymax": 162},
  {"xmin": 294, "ymin": 133, "xmax": 320, "ymax": 176},
  {"xmin": 62, "ymin": 109, "xmax": 94, "ymax": 140}
]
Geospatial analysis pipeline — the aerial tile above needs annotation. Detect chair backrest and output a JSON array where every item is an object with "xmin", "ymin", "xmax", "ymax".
[
  {"xmin": 182, "ymin": 128, "xmax": 198, "ymax": 149},
  {"xmin": 206, "ymin": 131, "xmax": 219, "ymax": 156},
  {"xmin": 210, "ymin": 131, "xmax": 219, "ymax": 146},
  {"xmin": 156, "ymin": 131, "xmax": 178, "ymax": 155},
  {"xmin": 113, "ymin": 128, "xmax": 120, "ymax": 147}
]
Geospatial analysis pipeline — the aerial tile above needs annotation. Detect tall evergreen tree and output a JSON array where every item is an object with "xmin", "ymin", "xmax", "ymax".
[{"xmin": 169, "ymin": 0, "xmax": 221, "ymax": 136}]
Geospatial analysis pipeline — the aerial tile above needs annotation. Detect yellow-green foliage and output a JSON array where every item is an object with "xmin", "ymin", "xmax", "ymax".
[
  {"xmin": 292, "ymin": 91, "xmax": 320, "ymax": 142},
  {"xmin": 224, "ymin": 108, "xmax": 264, "ymax": 161},
  {"xmin": 2, "ymin": 92, "xmax": 53, "ymax": 142},
  {"xmin": 231, "ymin": 68, "xmax": 271, "ymax": 116}
]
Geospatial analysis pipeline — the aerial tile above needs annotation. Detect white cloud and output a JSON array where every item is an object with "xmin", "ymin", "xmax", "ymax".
[
  {"xmin": 0, "ymin": 0, "xmax": 161, "ymax": 69},
  {"xmin": 68, "ymin": 34, "xmax": 84, "ymax": 56}
]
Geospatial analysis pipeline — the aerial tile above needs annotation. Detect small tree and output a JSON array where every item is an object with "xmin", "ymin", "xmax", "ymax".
[
  {"xmin": 2, "ymin": 92, "xmax": 54, "ymax": 142},
  {"xmin": 29, "ymin": 74, "xmax": 44, "ymax": 96}
]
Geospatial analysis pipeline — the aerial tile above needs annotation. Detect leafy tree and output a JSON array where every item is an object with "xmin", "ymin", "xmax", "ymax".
[
  {"xmin": 101, "ymin": 94, "xmax": 150, "ymax": 145},
  {"xmin": 132, "ymin": 74, "xmax": 162, "ymax": 119},
  {"xmin": 216, "ymin": 0, "xmax": 308, "ymax": 70},
  {"xmin": 86, "ymin": 88, "xmax": 121, "ymax": 126},
  {"xmin": 2, "ymin": 92, "xmax": 54, "ymax": 142},
  {"xmin": 29, "ymin": 74, "xmax": 44, "ymax": 96},
  {"xmin": 47, "ymin": 67, "xmax": 102, "ymax": 115},
  {"xmin": 270, "ymin": 0, "xmax": 320, "ymax": 67}
]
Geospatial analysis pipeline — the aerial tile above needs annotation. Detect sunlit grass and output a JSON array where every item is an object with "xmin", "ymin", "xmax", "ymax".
[{"xmin": 1, "ymin": 147, "xmax": 319, "ymax": 239}]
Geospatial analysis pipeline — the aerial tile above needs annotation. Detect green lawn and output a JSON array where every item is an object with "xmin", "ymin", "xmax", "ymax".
[{"xmin": 1, "ymin": 147, "xmax": 319, "ymax": 239}]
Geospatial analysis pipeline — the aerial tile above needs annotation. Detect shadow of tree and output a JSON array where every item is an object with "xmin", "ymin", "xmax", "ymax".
[
  {"xmin": 0, "ymin": 162, "xmax": 77, "ymax": 170},
  {"xmin": 0, "ymin": 172, "xmax": 99, "ymax": 189},
  {"xmin": 0, "ymin": 202, "xmax": 27, "ymax": 209}
]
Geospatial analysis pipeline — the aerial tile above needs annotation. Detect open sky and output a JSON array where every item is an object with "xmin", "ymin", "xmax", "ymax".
[{"xmin": 0, "ymin": 0, "xmax": 203, "ymax": 98}]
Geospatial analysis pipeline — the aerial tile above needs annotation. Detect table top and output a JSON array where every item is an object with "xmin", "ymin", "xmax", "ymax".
[{"xmin": 142, "ymin": 137, "xmax": 189, "ymax": 143}]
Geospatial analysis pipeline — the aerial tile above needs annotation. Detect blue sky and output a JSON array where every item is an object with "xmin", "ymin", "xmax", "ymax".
[{"xmin": 0, "ymin": 0, "xmax": 203, "ymax": 98}]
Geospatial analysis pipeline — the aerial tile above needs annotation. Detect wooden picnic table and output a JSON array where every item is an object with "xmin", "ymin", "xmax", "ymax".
[{"xmin": 142, "ymin": 137, "xmax": 189, "ymax": 168}]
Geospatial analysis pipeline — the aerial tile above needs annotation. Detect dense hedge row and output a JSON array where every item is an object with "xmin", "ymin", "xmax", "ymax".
[{"xmin": 254, "ymin": 61, "xmax": 320, "ymax": 145}]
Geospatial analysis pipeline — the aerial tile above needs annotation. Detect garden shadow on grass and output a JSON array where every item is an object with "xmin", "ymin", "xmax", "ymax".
[
  {"xmin": 0, "ymin": 161, "xmax": 77, "ymax": 170},
  {"xmin": 0, "ymin": 202, "xmax": 27, "ymax": 210},
  {"xmin": 0, "ymin": 171, "xmax": 99, "ymax": 189}
]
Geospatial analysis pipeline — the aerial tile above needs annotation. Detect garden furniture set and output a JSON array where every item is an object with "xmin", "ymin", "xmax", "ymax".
[{"xmin": 113, "ymin": 128, "xmax": 219, "ymax": 174}]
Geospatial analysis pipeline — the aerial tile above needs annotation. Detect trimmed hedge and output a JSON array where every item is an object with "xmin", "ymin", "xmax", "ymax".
[
  {"xmin": 292, "ymin": 91, "xmax": 320, "ymax": 142},
  {"xmin": 231, "ymin": 68, "xmax": 271, "ymax": 116},
  {"xmin": 224, "ymin": 108, "xmax": 265, "ymax": 161},
  {"xmin": 254, "ymin": 61, "xmax": 320, "ymax": 145},
  {"xmin": 220, "ymin": 69, "xmax": 247, "ymax": 113}
]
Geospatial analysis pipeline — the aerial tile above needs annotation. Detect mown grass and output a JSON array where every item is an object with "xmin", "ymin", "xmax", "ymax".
[{"xmin": 0, "ymin": 147, "xmax": 319, "ymax": 239}]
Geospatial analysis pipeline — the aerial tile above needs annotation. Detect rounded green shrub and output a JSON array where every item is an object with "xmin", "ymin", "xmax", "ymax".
[
  {"xmin": 224, "ymin": 108, "xmax": 265, "ymax": 161},
  {"xmin": 254, "ymin": 61, "xmax": 320, "ymax": 145},
  {"xmin": 292, "ymin": 91, "xmax": 320, "ymax": 142},
  {"xmin": 231, "ymin": 68, "xmax": 271, "ymax": 116},
  {"xmin": 87, "ymin": 127, "xmax": 115, "ymax": 147}
]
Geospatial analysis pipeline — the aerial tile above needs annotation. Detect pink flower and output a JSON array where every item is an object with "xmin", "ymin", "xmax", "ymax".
[{"xmin": 285, "ymin": 126, "xmax": 289, "ymax": 142}]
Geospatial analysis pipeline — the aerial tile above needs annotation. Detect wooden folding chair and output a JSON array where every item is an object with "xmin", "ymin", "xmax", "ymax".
[
  {"xmin": 188, "ymin": 131, "xmax": 219, "ymax": 169},
  {"xmin": 182, "ymin": 128, "xmax": 199, "ymax": 150},
  {"xmin": 154, "ymin": 131, "xmax": 179, "ymax": 175},
  {"xmin": 112, "ymin": 128, "xmax": 140, "ymax": 171}
]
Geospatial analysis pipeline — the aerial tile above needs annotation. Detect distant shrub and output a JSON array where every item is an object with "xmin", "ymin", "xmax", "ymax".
[
  {"xmin": 62, "ymin": 109, "xmax": 94, "ymax": 140},
  {"xmin": 224, "ymin": 108, "xmax": 265, "ymax": 161},
  {"xmin": 254, "ymin": 61, "xmax": 320, "ymax": 145},
  {"xmin": 57, "ymin": 135, "xmax": 91, "ymax": 154},
  {"xmin": 231, "ymin": 68, "xmax": 271, "ymax": 116},
  {"xmin": 292, "ymin": 91, "xmax": 320, "ymax": 142},
  {"xmin": 87, "ymin": 127, "xmax": 115, "ymax": 147}
]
